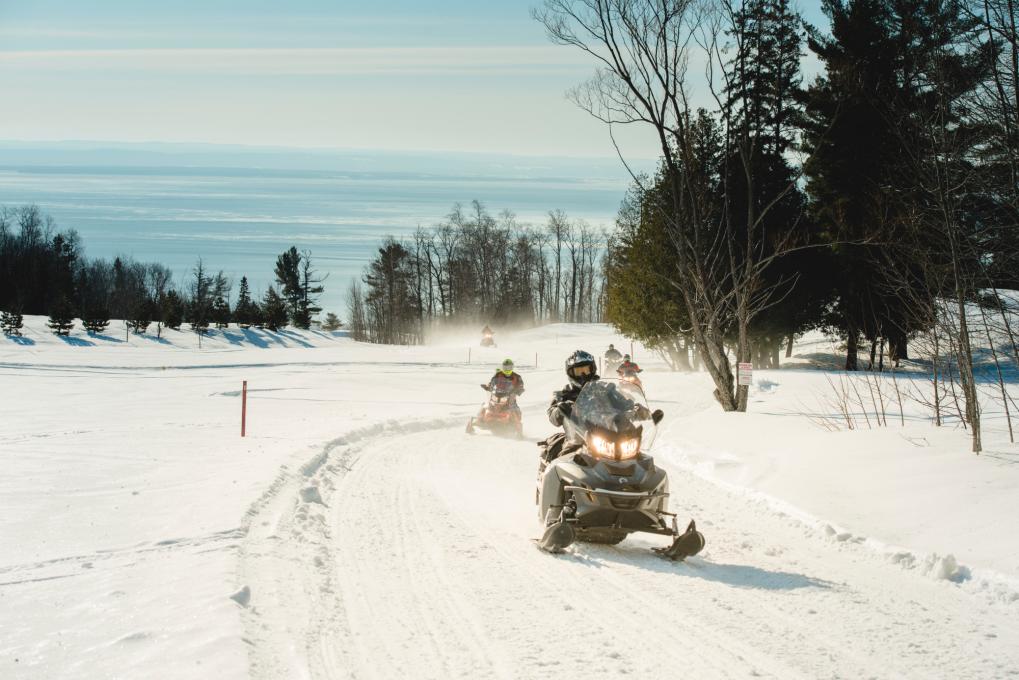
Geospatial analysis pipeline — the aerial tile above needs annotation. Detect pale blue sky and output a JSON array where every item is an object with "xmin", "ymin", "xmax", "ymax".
[{"xmin": 0, "ymin": 1, "xmax": 829, "ymax": 158}]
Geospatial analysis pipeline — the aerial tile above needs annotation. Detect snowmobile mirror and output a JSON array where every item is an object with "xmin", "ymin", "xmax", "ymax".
[
  {"xmin": 481, "ymin": 384, "xmax": 490, "ymax": 391},
  {"xmin": 651, "ymin": 409, "xmax": 664, "ymax": 425}
]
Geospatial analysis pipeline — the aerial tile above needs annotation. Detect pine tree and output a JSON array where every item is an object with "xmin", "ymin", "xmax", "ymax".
[
  {"xmin": 295, "ymin": 252, "xmax": 325, "ymax": 329},
  {"xmin": 802, "ymin": 0, "xmax": 986, "ymax": 368},
  {"xmin": 233, "ymin": 276, "xmax": 255, "ymax": 328},
  {"xmin": 162, "ymin": 290, "xmax": 184, "ymax": 330},
  {"xmin": 262, "ymin": 287, "xmax": 288, "ymax": 331},
  {"xmin": 321, "ymin": 312, "xmax": 343, "ymax": 331},
  {"xmin": 210, "ymin": 272, "xmax": 231, "ymax": 329},
  {"xmin": 47, "ymin": 295, "xmax": 76, "ymax": 335},
  {"xmin": 128, "ymin": 297, "xmax": 154, "ymax": 334},
  {"xmin": 1, "ymin": 309, "xmax": 24, "ymax": 337},
  {"xmin": 82, "ymin": 306, "xmax": 111, "ymax": 335},
  {"xmin": 274, "ymin": 246, "xmax": 302, "ymax": 323},
  {"xmin": 188, "ymin": 260, "xmax": 212, "ymax": 334}
]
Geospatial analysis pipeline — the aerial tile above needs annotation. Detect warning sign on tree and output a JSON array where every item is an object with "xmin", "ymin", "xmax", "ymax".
[{"xmin": 738, "ymin": 362, "xmax": 753, "ymax": 386}]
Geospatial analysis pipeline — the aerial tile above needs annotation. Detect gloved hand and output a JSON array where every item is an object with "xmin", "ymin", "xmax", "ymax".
[{"xmin": 557, "ymin": 402, "xmax": 573, "ymax": 418}]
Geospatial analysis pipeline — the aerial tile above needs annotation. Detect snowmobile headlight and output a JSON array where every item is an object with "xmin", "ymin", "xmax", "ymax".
[
  {"xmin": 588, "ymin": 434, "xmax": 615, "ymax": 458},
  {"xmin": 618, "ymin": 437, "xmax": 640, "ymax": 459}
]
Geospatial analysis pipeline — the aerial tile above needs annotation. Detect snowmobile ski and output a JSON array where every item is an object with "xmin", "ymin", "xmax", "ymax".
[{"xmin": 653, "ymin": 520, "xmax": 705, "ymax": 561}]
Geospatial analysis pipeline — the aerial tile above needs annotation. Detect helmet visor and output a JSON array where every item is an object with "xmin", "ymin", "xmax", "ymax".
[{"xmin": 569, "ymin": 362, "xmax": 594, "ymax": 378}]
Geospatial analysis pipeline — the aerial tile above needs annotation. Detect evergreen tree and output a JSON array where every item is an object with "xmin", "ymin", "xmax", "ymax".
[
  {"xmin": 802, "ymin": 0, "xmax": 989, "ymax": 368},
  {"xmin": 128, "ymin": 297, "xmax": 154, "ymax": 334},
  {"xmin": 50, "ymin": 233, "xmax": 79, "ymax": 311},
  {"xmin": 210, "ymin": 272, "xmax": 231, "ymax": 329},
  {"xmin": 1, "ymin": 309, "xmax": 24, "ymax": 337},
  {"xmin": 82, "ymin": 306, "xmax": 111, "ymax": 335},
  {"xmin": 274, "ymin": 246, "xmax": 302, "ymax": 323},
  {"xmin": 47, "ymin": 295, "xmax": 75, "ymax": 335},
  {"xmin": 187, "ymin": 259, "xmax": 212, "ymax": 334},
  {"xmin": 233, "ymin": 276, "xmax": 256, "ymax": 328},
  {"xmin": 295, "ymin": 252, "xmax": 325, "ymax": 329},
  {"xmin": 321, "ymin": 312, "xmax": 343, "ymax": 331},
  {"xmin": 162, "ymin": 289, "xmax": 185, "ymax": 330},
  {"xmin": 262, "ymin": 287, "xmax": 288, "ymax": 331},
  {"xmin": 363, "ymin": 239, "xmax": 419, "ymax": 344}
]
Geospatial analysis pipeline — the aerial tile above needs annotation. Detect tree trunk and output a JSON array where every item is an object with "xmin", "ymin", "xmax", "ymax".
[
  {"xmin": 846, "ymin": 330, "xmax": 859, "ymax": 371},
  {"xmin": 785, "ymin": 334, "xmax": 794, "ymax": 358}
]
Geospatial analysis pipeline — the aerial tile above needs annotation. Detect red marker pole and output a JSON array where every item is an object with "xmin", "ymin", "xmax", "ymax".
[{"xmin": 241, "ymin": 380, "xmax": 248, "ymax": 437}]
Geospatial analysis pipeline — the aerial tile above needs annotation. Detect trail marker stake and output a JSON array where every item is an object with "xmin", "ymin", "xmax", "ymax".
[
  {"xmin": 241, "ymin": 380, "xmax": 248, "ymax": 437},
  {"xmin": 468, "ymin": 347, "xmax": 471, "ymax": 364}
]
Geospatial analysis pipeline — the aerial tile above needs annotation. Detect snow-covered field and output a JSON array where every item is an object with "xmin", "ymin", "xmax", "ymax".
[{"xmin": 2, "ymin": 318, "xmax": 1018, "ymax": 679}]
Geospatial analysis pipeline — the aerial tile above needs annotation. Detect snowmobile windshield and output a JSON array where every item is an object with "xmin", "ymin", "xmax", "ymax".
[{"xmin": 572, "ymin": 379, "xmax": 657, "ymax": 457}]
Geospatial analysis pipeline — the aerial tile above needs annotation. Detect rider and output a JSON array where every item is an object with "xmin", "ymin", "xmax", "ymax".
[
  {"xmin": 617, "ymin": 354, "xmax": 642, "ymax": 377},
  {"xmin": 547, "ymin": 350, "xmax": 599, "ymax": 427},
  {"xmin": 604, "ymin": 343, "xmax": 622, "ymax": 365},
  {"xmin": 487, "ymin": 358, "xmax": 524, "ymax": 404}
]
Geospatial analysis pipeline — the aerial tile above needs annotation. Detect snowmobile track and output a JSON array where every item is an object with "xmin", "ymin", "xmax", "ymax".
[{"xmin": 237, "ymin": 421, "xmax": 1019, "ymax": 680}]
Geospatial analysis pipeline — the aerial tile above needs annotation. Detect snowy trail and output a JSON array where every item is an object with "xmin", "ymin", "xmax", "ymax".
[{"xmin": 237, "ymin": 421, "xmax": 1019, "ymax": 680}]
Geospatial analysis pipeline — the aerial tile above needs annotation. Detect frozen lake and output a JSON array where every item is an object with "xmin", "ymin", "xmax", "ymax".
[{"xmin": 0, "ymin": 153, "xmax": 630, "ymax": 314}]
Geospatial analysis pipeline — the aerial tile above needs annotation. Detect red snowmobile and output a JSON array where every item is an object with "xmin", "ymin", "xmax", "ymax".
[
  {"xmin": 617, "ymin": 364, "xmax": 644, "ymax": 394},
  {"xmin": 466, "ymin": 384, "xmax": 523, "ymax": 438}
]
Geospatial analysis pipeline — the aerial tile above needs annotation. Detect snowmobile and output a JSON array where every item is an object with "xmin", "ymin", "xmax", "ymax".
[
  {"xmin": 535, "ymin": 379, "xmax": 704, "ymax": 560},
  {"xmin": 480, "ymin": 330, "xmax": 496, "ymax": 347},
  {"xmin": 466, "ymin": 384, "xmax": 523, "ymax": 438},
  {"xmin": 617, "ymin": 367, "xmax": 644, "ymax": 394},
  {"xmin": 603, "ymin": 355, "xmax": 622, "ymax": 376}
]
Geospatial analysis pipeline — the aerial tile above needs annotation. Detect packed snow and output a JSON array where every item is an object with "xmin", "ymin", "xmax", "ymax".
[{"xmin": 2, "ymin": 317, "xmax": 1018, "ymax": 679}]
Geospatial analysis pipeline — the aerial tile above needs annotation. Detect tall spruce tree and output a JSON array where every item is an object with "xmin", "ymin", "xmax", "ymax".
[
  {"xmin": 802, "ymin": 0, "xmax": 916, "ymax": 368},
  {"xmin": 274, "ymin": 246, "xmax": 302, "ymax": 324},
  {"xmin": 295, "ymin": 252, "xmax": 325, "ymax": 329},
  {"xmin": 233, "ymin": 276, "xmax": 256, "ymax": 328}
]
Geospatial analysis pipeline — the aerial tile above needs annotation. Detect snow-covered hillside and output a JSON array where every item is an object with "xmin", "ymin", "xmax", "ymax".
[{"xmin": 2, "ymin": 317, "xmax": 1018, "ymax": 679}]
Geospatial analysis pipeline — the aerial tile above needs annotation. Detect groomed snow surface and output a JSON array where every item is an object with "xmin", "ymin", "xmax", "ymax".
[{"xmin": 2, "ymin": 318, "xmax": 1018, "ymax": 679}]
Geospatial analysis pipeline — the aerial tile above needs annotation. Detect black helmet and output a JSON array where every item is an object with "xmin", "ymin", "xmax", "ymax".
[
  {"xmin": 608, "ymin": 344, "xmax": 615, "ymax": 350},
  {"xmin": 623, "ymin": 354, "xmax": 631, "ymax": 362},
  {"xmin": 565, "ymin": 349, "xmax": 598, "ymax": 388}
]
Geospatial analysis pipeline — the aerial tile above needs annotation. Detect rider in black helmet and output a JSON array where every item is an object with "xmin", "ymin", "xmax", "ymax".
[{"xmin": 547, "ymin": 350, "xmax": 599, "ymax": 427}]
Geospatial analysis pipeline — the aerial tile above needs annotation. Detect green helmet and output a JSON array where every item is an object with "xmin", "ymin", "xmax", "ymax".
[{"xmin": 501, "ymin": 358, "xmax": 514, "ymax": 375}]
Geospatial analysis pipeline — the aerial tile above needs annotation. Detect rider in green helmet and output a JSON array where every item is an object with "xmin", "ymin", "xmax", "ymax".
[{"xmin": 487, "ymin": 358, "xmax": 524, "ymax": 395}]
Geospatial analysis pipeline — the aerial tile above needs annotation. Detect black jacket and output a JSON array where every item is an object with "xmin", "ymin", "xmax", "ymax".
[{"xmin": 547, "ymin": 382, "xmax": 585, "ymax": 426}]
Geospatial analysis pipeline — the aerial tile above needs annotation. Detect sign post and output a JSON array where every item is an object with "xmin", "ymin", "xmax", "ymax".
[
  {"xmin": 737, "ymin": 362, "xmax": 753, "ymax": 386},
  {"xmin": 241, "ymin": 380, "xmax": 248, "ymax": 437}
]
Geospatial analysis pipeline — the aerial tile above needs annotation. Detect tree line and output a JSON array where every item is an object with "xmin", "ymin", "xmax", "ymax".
[
  {"xmin": 536, "ymin": 0, "xmax": 1019, "ymax": 449},
  {"xmin": 347, "ymin": 201, "xmax": 608, "ymax": 344},
  {"xmin": 0, "ymin": 205, "xmax": 335, "ymax": 337}
]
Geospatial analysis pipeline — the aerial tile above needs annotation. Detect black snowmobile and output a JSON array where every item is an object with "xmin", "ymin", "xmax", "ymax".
[{"xmin": 535, "ymin": 379, "xmax": 704, "ymax": 560}]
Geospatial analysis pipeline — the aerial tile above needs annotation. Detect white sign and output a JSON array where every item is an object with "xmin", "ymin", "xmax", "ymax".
[{"xmin": 737, "ymin": 362, "xmax": 753, "ymax": 386}]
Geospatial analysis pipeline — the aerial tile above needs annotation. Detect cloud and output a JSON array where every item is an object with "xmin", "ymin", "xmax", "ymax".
[{"xmin": 0, "ymin": 46, "xmax": 593, "ymax": 76}]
